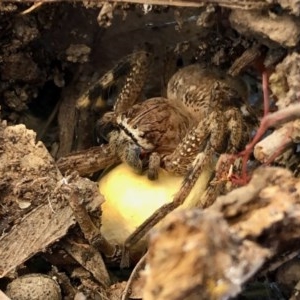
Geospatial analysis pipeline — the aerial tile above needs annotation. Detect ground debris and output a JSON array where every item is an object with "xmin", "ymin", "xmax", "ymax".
[
  {"xmin": 229, "ymin": 9, "xmax": 300, "ymax": 47},
  {"xmin": 57, "ymin": 145, "xmax": 119, "ymax": 176},
  {"xmin": 1, "ymin": 1, "xmax": 300, "ymax": 299},
  {"xmin": 254, "ymin": 53, "xmax": 300, "ymax": 166},
  {"xmin": 277, "ymin": 0, "xmax": 300, "ymax": 16},
  {"xmin": 143, "ymin": 167, "xmax": 300, "ymax": 299},
  {"xmin": 270, "ymin": 52, "xmax": 300, "ymax": 110},
  {"xmin": 0, "ymin": 121, "xmax": 105, "ymax": 297}
]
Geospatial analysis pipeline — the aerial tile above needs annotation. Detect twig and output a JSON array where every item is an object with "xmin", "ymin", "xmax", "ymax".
[
  {"xmin": 121, "ymin": 253, "xmax": 147, "ymax": 300},
  {"xmin": 57, "ymin": 145, "xmax": 120, "ymax": 175},
  {"xmin": 11, "ymin": 0, "xmax": 271, "ymax": 9},
  {"xmin": 262, "ymin": 71, "xmax": 270, "ymax": 116},
  {"xmin": 111, "ymin": 0, "xmax": 202, "ymax": 6},
  {"xmin": 105, "ymin": 0, "xmax": 270, "ymax": 9},
  {"xmin": 20, "ymin": 2, "xmax": 43, "ymax": 14},
  {"xmin": 238, "ymin": 103, "xmax": 300, "ymax": 183}
]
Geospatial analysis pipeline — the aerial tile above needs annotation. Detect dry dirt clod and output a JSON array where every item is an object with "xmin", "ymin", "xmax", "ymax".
[
  {"xmin": 143, "ymin": 209, "xmax": 268, "ymax": 300},
  {"xmin": 5, "ymin": 274, "xmax": 62, "ymax": 300},
  {"xmin": 0, "ymin": 53, "xmax": 41, "ymax": 82},
  {"xmin": 269, "ymin": 52, "xmax": 300, "ymax": 110},
  {"xmin": 142, "ymin": 167, "xmax": 300, "ymax": 299},
  {"xmin": 229, "ymin": 9, "xmax": 300, "ymax": 47},
  {"xmin": 65, "ymin": 44, "xmax": 91, "ymax": 63},
  {"xmin": 277, "ymin": 0, "xmax": 300, "ymax": 16}
]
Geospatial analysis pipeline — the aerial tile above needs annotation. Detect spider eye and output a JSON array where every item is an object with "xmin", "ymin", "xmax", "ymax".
[{"xmin": 133, "ymin": 125, "xmax": 137, "ymax": 129}]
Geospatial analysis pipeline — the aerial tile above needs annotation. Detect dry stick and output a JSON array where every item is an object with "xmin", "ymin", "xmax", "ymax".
[
  {"xmin": 262, "ymin": 250, "xmax": 300, "ymax": 275},
  {"xmin": 110, "ymin": 0, "xmax": 203, "ymax": 6},
  {"xmin": 240, "ymin": 110, "xmax": 296, "ymax": 173},
  {"xmin": 20, "ymin": 2, "xmax": 43, "ymax": 14},
  {"xmin": 121, "ymin": 253, "xmax": 147, "ymax": 300},
  {"xmin": 100, "ymin": 0, "xmax": 270, "ymax": 9},
  {"xmin": 12, "ymin": 0, "xmax": 270, "ymax": 9},
  {"xmin": 263, "ymin": 127, "xmax": 294, "ymax": 166},
  {"xmin": 245, "ymin": 104, "xmax": 300, "ymax": 149},
  {"xmin": 57, "ymin": 144, "xmax": 120, "ymax": 175}
]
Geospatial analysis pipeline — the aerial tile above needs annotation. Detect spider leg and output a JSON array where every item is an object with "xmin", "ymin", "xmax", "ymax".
[
  {"xmin": 120, "ymin": 110, "xmax": 225, "ymax": 268},
  {"xmin": 120, "ymin": 151, "xmax": 214, "ymax": 268},
  {"xmin": 120, "ymin": 186, "xmax": 183, "ymax": 268},
  {"xmin": 225, "ymin": 106, "xmax": 248, "ymax": 152},
  {"xmin": 179, "ymin": 109, "xmax": 228, "ymax": 207},
  {"xmin": 96, "ymin": 51, "xmax": 152, "ymax": 138},
  {"xmin": 148, "ymin": 152, "xmax": 161, "ymax": 180},
  {"xmin": 114, "ymin": 51, "xmax": 152, "ymax": 114},
  {"xmin": 203, "ymin": 107, "xmax": 251, "ymax": 197}
]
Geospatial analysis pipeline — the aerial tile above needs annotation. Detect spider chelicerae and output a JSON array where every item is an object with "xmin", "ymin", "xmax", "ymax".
[{"xmin": 76, "ymin": 49, "xmax": 258, "ymax": 267}]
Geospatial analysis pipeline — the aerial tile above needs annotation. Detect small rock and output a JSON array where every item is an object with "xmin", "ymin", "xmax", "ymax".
[{"xmin": 6, "ymin": 274, "xmax": 61, "ymax": 300}]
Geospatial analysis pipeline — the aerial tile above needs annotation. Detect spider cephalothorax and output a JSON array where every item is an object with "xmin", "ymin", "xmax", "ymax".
[{"xmin": 109, "ymin": 96, "xmax": 193, "ymax": 179}]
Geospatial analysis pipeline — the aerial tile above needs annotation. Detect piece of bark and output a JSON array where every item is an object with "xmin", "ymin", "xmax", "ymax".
[
  {"xmin": 143, "ymin": 167, "xmax": 300, "ymax": 299},
  {"xmin": 57, "ymin": 145, "xmax": 120, "ymax": 176},
  {"xmin": 57, "ymin": 84, "xmax": 78, "ymax": 158},
  {"xmin": 0, "ymin": 122, "xmax": 103, "ymax": 278},
  {"xmin": 0, "ymin": 197, "xmax": 74, "ymax": 278},
  {"xmin": 0, "ymin": 176, "xmax": 102, "ymax": 279},
  {"xmin": 61, "ymin": 239, "xmax": 110, "ymax": 286}
]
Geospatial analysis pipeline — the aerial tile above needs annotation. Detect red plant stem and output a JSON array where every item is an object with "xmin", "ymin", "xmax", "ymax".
[
  {"xmin": 237, "ymin": 70, "xmax": 270, "ymax": 182},
  {"xmin": 262, "ymin": 71, "xmax": 270, "ymax": 116}
]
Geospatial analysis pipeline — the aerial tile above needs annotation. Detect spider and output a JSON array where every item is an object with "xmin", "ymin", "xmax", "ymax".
[{"xmin": 77, "ymin": 50, "xmax": 258, "ymax": 267}]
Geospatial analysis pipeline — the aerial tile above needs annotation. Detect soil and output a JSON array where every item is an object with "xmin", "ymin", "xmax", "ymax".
[{"xmin": 0, "ymin": 1, "xmax": 300, "ymax": 299}]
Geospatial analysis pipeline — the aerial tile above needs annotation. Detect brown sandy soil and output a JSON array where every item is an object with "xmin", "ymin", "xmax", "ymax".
[{"xmin": 0, "ymin": 1, "xmax": 300, "ymax": 299}]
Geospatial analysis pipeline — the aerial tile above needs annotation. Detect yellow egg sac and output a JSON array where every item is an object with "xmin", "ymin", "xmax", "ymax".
[{"xmin": 99, "ymin": 163, "xmax": 214, "ymax": 262}]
